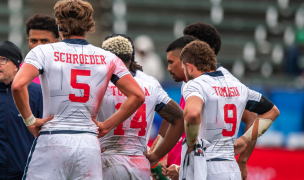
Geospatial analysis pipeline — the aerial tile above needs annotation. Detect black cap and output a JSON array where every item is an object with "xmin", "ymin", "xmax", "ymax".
[{"xmin": 0, "ymin": 41, "xmax": 22, "ymax": 68}]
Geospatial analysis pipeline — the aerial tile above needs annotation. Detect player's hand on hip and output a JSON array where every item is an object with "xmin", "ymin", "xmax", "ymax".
[
  {"xmin": 166, "ymin": 164, "xmax": 179, "ymax": 180},
  {"xmin": 144, "ymin": 152, "xmax": 159, "ymax": 168},
  {"xmin": 234, "ymin": 136, "xmax": 249, "ymax": 155},
  {"xmin": 237, "ymin": 161, "xmax": 248, "ymax": 180},
  {"xmin": 27, "ymin": 115, "xmax": 54, "ymax": 138},
  {"xmin": 91, "ymin": 117, "xmax": 108, "ymax": 138}
]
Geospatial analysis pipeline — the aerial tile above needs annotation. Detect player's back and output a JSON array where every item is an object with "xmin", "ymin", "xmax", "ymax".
[
  {"xmin": 98, "ymin": 70, "xmax": 170, "ymax": 155},
  {"xmin": 24, "ymin": 39, "xmax": 129, "ymax": 134},
  {"xmin": 183, "ymin": 71, "xmax": 250, "ymax": 161}
]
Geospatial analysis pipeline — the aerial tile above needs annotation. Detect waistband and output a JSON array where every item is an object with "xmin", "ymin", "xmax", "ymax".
[
  {"xmin": 207, "ymin": 158, "xmax": 230, "ymax": 162},
  {"xmin": 39, "ymin": 130, "xmax": 97, "ymax": 136}
]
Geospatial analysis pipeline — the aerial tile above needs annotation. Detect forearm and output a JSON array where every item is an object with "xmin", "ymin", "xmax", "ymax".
[
  {"xmin": 238, "ymin": 123, "xmax": 256, "ymax": 163},
  {"xmin": 184, "ymin": 96, "xmax": 203, "ymax": 146},
  {"xmin": 242, "ymin": 106, "xmax": 279, "ymax": 142},
  {"xmin": 158, "ymin": 120, "xmax": 170, "ymax": 138},
  {"xmin": 103, "ymin": 95, "xmax": 143, "ymax": 131},
  {"xmin": 153, "ymin": 116, "xmax": 184, "ymax": 159},
  {"xmin": 12, "ymin": 84, "xmax": 32, "ymax": 119},
  {"xmin": 149, "ymin": 120, "xmax": 170, "ymax": 153},
  {"xmin": 12, "ymin": 64, "xmax": 39, "ymax": 119}
]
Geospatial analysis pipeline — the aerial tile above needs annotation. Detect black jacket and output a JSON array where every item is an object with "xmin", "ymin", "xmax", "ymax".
[{"xmin": 0, "ymin": 81, "xmax": 43, "ymax": 180}]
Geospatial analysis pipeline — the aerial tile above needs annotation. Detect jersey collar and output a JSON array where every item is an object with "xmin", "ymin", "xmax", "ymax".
[
  {"xmin": 217, "ymin": 63, "xmax": 222, "ymax": 68},
  {"xmin": 201, "ymin": 71, "xmax": 224, "ymax": 77},
  {"xmin": 130, "ymin": 71, "xmax": 136, "ymax": 77},
  {"xmin": 62, "ymin": 39, "xmax": 89, "ymax": 45}
]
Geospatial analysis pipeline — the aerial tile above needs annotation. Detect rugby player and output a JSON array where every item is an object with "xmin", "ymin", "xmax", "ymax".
[
  {"xmin": 12, "ymin": 0, "xmax": 144, "ymax": 179},
  {"xmin": 23, "ymin": 14, "xmax": 59, "ymax": 84},
  {"xmin": 98, "ymin": 34, "xmax": 184, "ymax": 180},
  {"xmin": 152, "ymin": 22, "xmax": 257, "ymax": 180},
  {"xmin": 181, "ymin": 40, "xmax": 279, "ymax": 179},
  {"xmin": 26, "ymin": 14, "xmax": 59, "ymax": 50}
]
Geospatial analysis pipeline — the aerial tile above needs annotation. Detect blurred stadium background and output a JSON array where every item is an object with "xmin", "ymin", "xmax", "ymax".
[{"xmin": 1, "ymin": 0, "xmax": 304, "ymax": 179}]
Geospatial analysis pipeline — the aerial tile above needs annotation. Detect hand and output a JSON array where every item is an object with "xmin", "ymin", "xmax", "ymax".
[
  {"xmin": 234, "ymin": 136, "xmax": 249, "ymax": 155},
  {"xmin": 27, "ymin": 115, "xmax": 54, "ymax": 138},
  {"xmin": 159, "ymin": 158, "xmax": 168, "ymax": 176},
  {"xmin": 144, "ymin": 152, "xmax": 160, "ymax": 168},
  {"xmin": 237, "ymin": 161, "xmax": 248, "ymax": 180},
  {"xmin": 92, "ymin": 117, "xmax": 108, "ymax": 138},
  {"xmin": 186, "ymin": 144, "xmax": 195, "ymax": 154},
  {"xmin": 164, "ymin": 164, "xmax": 179, "ymax": 180},
  {"xmin": 159, "ymin": 158, "xmax": 167, "ymax": 169}
]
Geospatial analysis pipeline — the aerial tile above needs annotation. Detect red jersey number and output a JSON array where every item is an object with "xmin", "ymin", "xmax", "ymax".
[
  {"xmin": 69, "ymin": 69, "xmax": 91, "ymax": 103},
  {"xmin": 114, "ymin": 103, "xmax": 147, "ymax": 136},
  {"xmin": 222, "ymin": 104, "xmax": 237, "ymax": 137}
]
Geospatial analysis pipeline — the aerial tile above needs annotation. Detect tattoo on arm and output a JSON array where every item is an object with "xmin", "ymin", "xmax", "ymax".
[{"xmin": 157, "ymin": 100, "xmax": 183, "ymax": 124}]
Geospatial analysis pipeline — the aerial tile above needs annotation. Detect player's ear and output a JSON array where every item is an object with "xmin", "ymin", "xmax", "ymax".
[{"xmin": 186, "ymin": 63, "xmax": 192, "ymax": 72}]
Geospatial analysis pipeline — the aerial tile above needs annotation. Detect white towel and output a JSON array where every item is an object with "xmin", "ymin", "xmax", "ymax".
[{"xmin": 179, "ymin": 138, "xmax": 210, "ymax": 180}]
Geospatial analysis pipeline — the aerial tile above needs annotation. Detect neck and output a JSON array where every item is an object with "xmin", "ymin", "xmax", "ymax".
[
  {"xmin": 62, "ymin": 35, "xmax": 85, "ymax": 40},
  {"xmin": 192, "ymin": 69, "xmax": 205, "ymax": 79},
  {"xmin": 2, "ymin": 78, "xmax": 13, "ymax": 85}
]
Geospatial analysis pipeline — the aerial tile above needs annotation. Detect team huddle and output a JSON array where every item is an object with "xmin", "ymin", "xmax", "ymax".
[{"xmin": 11, "ymin": 0, "xmax": 280, "ymax": 180}]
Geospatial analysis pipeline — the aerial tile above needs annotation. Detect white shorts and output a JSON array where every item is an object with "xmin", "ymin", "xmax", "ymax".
[
  {"xmin": 23, "ymin": 132, "xmax": 103, "ymax": 180},
  {"xmin": 101, "ymin": 154, "xmax": 150, "ymax": 180},
  {"xmin": 207, "ymin": 161, "xmax": 241, "ymax": 180}
]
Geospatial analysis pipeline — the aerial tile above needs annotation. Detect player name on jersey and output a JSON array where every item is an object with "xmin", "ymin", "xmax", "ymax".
[
  {"xmin": 110, "ymin": 86, "xmax": 151, "ymax": 96},
  {"xmin": 54, "ymin": 52, "xmax": 106, "ymax": 65},
  {"xmin": 212, "ymin": 86, "xmax": 240, "ymax": 97}
]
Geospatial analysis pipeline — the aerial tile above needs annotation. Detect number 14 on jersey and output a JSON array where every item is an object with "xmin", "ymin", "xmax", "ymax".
[{"xmin": 113, "ymin": 103, "xmax": 147, "ymax": 136}]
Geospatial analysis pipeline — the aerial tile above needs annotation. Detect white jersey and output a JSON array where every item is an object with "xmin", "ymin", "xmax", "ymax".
[
  {"xmin": 216, "ymin": 63, "xmax": 240, "ymax": 83},
  {"xmin": 183, "ymin": 71, "xmax": 261, "ymax": 161},
  {"xmin": 98, "ymin": 70, "xmax": 171, "ymax": 155},
  {"xmin": 180, "ymin": 63, "xmax": 238, "ymax": 96},
  {"xmin": 24, "ymin": 39, "xmax": 130, "ymax": 134}
]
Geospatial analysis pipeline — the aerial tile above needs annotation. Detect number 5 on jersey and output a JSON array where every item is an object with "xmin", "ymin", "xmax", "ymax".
[
  {"xmin": 69, "ymin": 69, "xmax": 91, "ymax": 103},
  {"xmin": 114, "ymin": 103, "xmax": 147, "ymax": 136}
]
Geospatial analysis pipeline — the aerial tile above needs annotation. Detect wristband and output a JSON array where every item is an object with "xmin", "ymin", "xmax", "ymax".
[
  {"xmin": 184, "ymin": 120, "xmax": 201, "ymax": 146},
  {"xmin": 149, "ymin": 134, "xmax": 164, "ymax": 153},
  {"xmin": 243, "ymin": 118, "xmax": 273, "ymax": 141},
  {"xmin": 23, "ymin": 114, "xmax": 36, "ymax": 127}
]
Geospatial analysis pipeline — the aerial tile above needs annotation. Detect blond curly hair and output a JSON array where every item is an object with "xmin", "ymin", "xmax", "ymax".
[{"xmin": 102, "ymin": 36, "xmax": 133, "ymax": 63}]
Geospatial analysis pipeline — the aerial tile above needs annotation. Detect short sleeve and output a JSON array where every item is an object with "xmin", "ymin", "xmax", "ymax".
[
  {"xmin": 24, "ymin": 46, "xmax": 45, "ymax": 74},
  {"xmin": 183, "ymin": 80, "xmax": 205, "ymax": 102},
  {"xmin": 110, "ymin": 56, "xmax": 130, "ymax": 85},
  {"xmin": 245, "ymin": 88, "xmax": 262, "ymax": 111},
  {"xmin": 154, "ymin": 79, "xmax": 171, "ymax": 112}
]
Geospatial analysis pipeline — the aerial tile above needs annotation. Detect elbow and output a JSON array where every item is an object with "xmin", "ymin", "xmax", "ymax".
[
  {"xmin": 185, "ymin": 111, "xmax": 200, "ymax": 125},
  {"xmin": 11, "ymin": 81, "xmax": 23, "ymax": 95},
  {"xmin": 272, "ymin": 105, "xmax": 280, "ymax": 119},
  {"xmin": 136, "ymin": 91, "xmax": 145, "ymax": 106}
]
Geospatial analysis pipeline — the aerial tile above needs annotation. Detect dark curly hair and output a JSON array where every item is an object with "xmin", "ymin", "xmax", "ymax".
[
  {"xmin": 183, "ymin": 22, "xmax": 221, "ymax": 55},
  {"xmin": 54, "ymin": 0, "xmax": 95, "ymax": 38},
  {"xmin": 166, "ymin": 35, "xmax": 197, "ymax": 52},
  {"xmin": 180, "ymin": 40, "xmax": 217, "ymax": 72},
  {"xmin": 26, "ymin": 14, "xmax": 59, "ymax": 38}
]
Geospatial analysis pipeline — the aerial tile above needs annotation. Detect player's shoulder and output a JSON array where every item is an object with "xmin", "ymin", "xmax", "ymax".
[
  {"xmin": 135, "ymin": 70, "xmax": 161, "ymax": 87},
  {"xmin": 216, "ymin": 64, "xmax": 240, "ymax": 82}
]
